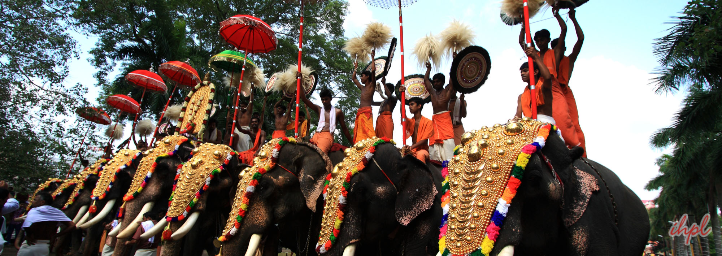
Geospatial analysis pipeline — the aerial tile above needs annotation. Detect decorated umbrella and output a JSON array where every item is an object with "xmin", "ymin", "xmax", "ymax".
[
  {"xmin": 105, "ymin": 94, "xmax": 141, "ymax": 151},
  {"xmin": 208, "ymin": 50, "xmax": 258, "ymax": 103},
  {"xmin": 125, "ymin": 70, "xmax": 167, "ymax": 147},
  {"xmin": 219, "ymin": 14, "xmax": 277, "ymax": 147},
  {"xmin": 65, "ymin": 107, "xmax": 112, "ymax": 178},
  {"xmin": 152, "ymin": 61, "xmax": 201, "ymax": 145},
  {"xmin": 363, "ymin": 0, "xmax": 420, "ymax": 145}
]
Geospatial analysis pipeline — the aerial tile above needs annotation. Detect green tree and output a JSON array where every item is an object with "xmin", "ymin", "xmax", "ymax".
[{"xmin": 74, "ymin": 0, "xmax": 357, "ymax": 146}]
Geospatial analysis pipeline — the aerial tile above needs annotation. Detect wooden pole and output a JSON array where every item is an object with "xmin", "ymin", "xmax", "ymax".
[
  {"xmin": 150, "ymin": 84, "xmax": 177, "ymax": 146},
  {"xmin": 398, "ymin": 0, "xmax": 407, "ymax": 145},
  {"xmin": 523, "ymin": 0, "xmax": 537, "ymax": 119},
  {"xmin": 65, "ymin": 125, "xmax": 91, "ymax": 179}
]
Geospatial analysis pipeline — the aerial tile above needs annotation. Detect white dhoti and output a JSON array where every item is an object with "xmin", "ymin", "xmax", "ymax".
[
  {"xmin": 17, "ymin": 240, "xmax": 50, "ymax": 256},
  {"xmin": 429, "ymin": 138, "xmax": 456, "ymax": 162},
  {"xmin": 134, "ymin": 248, "xmax": 157, "ymax": 256},
  {"xmin": 234, "ymin": 127, "xmax": 252, "ymax": 152},
  {"xmin": 101, "ymin": 244, "xmax": 114, "ymax": 256}
]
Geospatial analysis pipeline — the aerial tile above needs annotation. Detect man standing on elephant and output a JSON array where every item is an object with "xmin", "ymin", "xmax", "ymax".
[
  {"xmin": 448, "ymin": 92, "xmax": 467, "ymax": 145},
  {"xmin": 351, "ymin": 67, "xmax": 376, "ymax": 143},
  {"xmin": 272, "ymin": 98, "xmax": 293, "ymax": 139},
  {"xmin": 372, "ymin": 76, "xmax": 397, "ymax": 140},
  {"xmin": 423, "ymin": 62, "xmax": 456, "ymax": 161},
  {"xmin": 401, "ymin": 96, "xmax": 433, "ymax": 163},
  {"xmin": 300, "ymin": 87, "xmax": 352, "ymax": 153}
]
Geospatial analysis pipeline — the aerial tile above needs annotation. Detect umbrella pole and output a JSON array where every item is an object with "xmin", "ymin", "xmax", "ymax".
[
  {"xmin": 65, "ymin": 124, "xmax": 91, "ymax": 179},
  {"xmin": 229, "ymin": 54, "xmax": 248, "ymax": 147},
  {"xmin": 523, "ymin": 0, "xmax": 537, "ymax": 119},
  {"xmin": 151, "ymin": 84, "xmax": 178, "ymax": 146},
  {"xmin": 398, "ymin": 0, "xmax": 407, "ymax": 146},
  {"xmin": 129, "ymin": 87, "xmax": 148, "ymax": 148},
  {"xmin": 294, "ymin": 0, "xmax": 304, "ymax": 138}
]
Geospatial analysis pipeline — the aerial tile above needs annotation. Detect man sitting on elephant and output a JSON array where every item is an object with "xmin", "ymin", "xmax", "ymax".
[
  {"xmin": 301, "ymin": 87, "xmax": 352, "ymax": 153},
  {"xmin": 402, "ymin": 96, "xmax": 433, "ymax": 163}
]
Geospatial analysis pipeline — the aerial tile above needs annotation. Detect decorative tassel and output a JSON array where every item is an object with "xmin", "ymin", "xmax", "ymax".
[
  {"xmin": 89, "ymin": 201, "xmax": 97, "ymax": 214},
  {"xmin": 162, "ymin": 225, "xmax": 173, "ymax": 241},
  {"xmin": 117, "ymin": 202, "xmax": 126, "ymax": 218}
]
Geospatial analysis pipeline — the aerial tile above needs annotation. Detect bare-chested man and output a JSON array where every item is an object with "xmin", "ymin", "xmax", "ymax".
[
  {"xmin": 351, "ymin": 67, "xmax": 377, "ymax": 143},
  {"xmin": 371, "ymin": 77, "xmax": 397, "ymax": 140},
  {"xmin": 272, "ymin": 99, "xmax": 293, "ymax": 139},
  {"xmin": 301, "ymin": 88, "xmax": 352, "ymax": 153},
  {"xmin": 18, "ymin": 192, "xmax": 75, "ymax": 256},
  {"xmin": 423, "ymin": 61, "xmax": 456, "ymax": 161}
]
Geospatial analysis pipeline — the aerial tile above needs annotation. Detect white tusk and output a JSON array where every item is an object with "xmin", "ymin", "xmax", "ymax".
[
  {"xmin": 73, "ymin": 205, "xmax": 89, "ymax": 223},
  {"xmin": 107, "ymin": 221, "xmax": 122, "ymax": 237},
  {"xmin": 436, "ymin": 252, "xmax": 441, "ymax": 256},
  {"xmin": 76, "ymin": 211, "xmax": 91, "ymax": 226},
  {"xmin": 79, "ymin": 199, "xmax": 116, "ymax": 229},
  {"xmin": 342, "ymin": 244, "xmax": 356, "ymax": 256},
  {"xmin": 116, "ymin": 202, "xmax": 154, "ymax": 238},
  {"xmin": 170, "ymin": 212, "xmax": 200, "ymax": 240},
  {"xmin": 244, "ymin": 234, "xmax": 262, "ymax": 256},
  {"xmin": 498, "ymin": 245, "xmax": 515, "ymax": 256},
  {"xmin": 140, "ymin": 218, "xmax": 167, "ymax": 240}
]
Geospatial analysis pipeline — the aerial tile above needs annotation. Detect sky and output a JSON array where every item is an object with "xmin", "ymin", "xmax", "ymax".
[{"xmin": 65, "ymin": 0, "xmax": 690, "ymax": 200}]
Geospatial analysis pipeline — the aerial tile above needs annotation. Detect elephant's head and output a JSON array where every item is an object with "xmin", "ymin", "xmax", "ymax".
[
  {"xmin": 436, "ymin": 120, "xmax": 587, "ymax": 256},
  {"xmin": 51, "ymin": 178, "xmax": 82, "ymax": 209},
  {"xmin": 110, "ymin": 136, "xmax": 195, "ymax": 255},
  {"xmin": 318, "ymin": 140, "xmax": 440, "ymax": 256},
  {"xmin": 219, "ymin": 140, "xmax": 333, "ymax": 256},
  {"xmin": 148, "ymin": 143, "xmax": 246, "ymax": 256}
]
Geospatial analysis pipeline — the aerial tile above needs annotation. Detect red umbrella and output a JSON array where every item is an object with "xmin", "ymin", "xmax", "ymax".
[
  {"xmin": 76, "ymin": 107, "xmax": 111, "ymax": 125},
  {"xmin": 107, "ymin": 94, "xmax": 140, "ymax": 114},
  {"xmin": 219, "ymin": 15, "xmax": 277, "ymax": 147},
  {"xmin": 125, "ymin": 70, "xmax": 167, "ymax": 92},
  {"xmin": 152, "ymin": 61, "xmax": 201, "ymax": 144}
]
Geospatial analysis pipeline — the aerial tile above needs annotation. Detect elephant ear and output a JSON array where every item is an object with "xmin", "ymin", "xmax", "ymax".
[
  {"xmin": 297, "ymin": 142, "xmax": 334, "ymax": 212},
  {"xmin": 562, "ymin": 167, "xmax": 599, "ymax": 227},
  {"xmin": 395, "ymin": 155, "xmax": 438, "ymax": 226}
]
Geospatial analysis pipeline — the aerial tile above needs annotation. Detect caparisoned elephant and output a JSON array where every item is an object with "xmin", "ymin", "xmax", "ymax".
[
  {"xmin": 110, "ymin": 136, "xmax": 195, "ymax": 256},
  {"xmin": 440, "ymin": 119, "xmax": 649, "ymax": 256},
  {"xmin": 141, "ymin": 143, "xmax": 246, "ymax": 256},
  {"xmin": 217, "ymin": 139, "xmax": 333, "ymax": 256},
  {"xmin": 317, "ymin": 137, "xmax": 442, "ymax": 256}
]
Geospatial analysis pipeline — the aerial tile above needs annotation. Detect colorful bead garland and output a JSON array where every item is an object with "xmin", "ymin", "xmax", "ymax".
[
  {"xmin": 218, "ymin": 137, "xmax": 296, "ymax": 243},
  {"xmin": 438, "ymin": 122, "xmax": 558, "ymax": 256},
  {"xmin": 316, "ymin": 137, "xmax": 394, "ymax": 254},
  {"xmin": 89, "ymin": 150, "xmax": 141, "ymax": 213},
  {"xmin": 63, "ymin": 159, "xmax": 108, "ymax": 210},
  {"xmin": 177, "ymin": 81, "xmax": 215, "ymax": 136}
]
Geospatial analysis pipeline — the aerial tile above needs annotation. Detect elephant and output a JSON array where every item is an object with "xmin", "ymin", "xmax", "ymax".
[
  {"xmin": 443, "ymin": 120, "xmax": 649, "ymax": 256},
  {"xmin": 320, "ymin": 140, "xmax": 442, "ymax": 256},
  {"xmin": 75, "ymin": 149, "xmax": 143, "ymax": 256},
  {"xmin": 218, "ymin": 141, "xmax": 334, "ymax": 256},
  {"xmin": 110, "ymin": 136, "xmax": 195, "ymax": 256},
  {"xmin": 141, "ymin": 143, "xmax": 247, "ymax": 256}
]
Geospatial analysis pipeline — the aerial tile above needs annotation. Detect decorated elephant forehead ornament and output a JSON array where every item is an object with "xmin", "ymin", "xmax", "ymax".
[
  {"xmin": 218, "ymin": 137, "xmax": 297, "ymax": 244},
  {"xmin": 165, "ymin": 143, "xmax": 236, "ymax": 226},
  {"xmin": 52, "ymin": 177, "xmax": 80, "ymax": 199},
  {"xmin": 27, "ymin": 178, "xmax": 63, "ymax": 210},
  {"xmin": 439, "ymin": 119, "xmax": 559, "ymax": 256},
  {"xmin": 89, "ymin": 149, "xmax": 141, "ymax": 213},
  {"xmin": 176, "ymin": 79, "xmax": 216, "ymax": 138},
  {"xmin": 316, "ymin": 137, "xmax": 395, "ymax": 254},
  {"xmin": 64, "ymin": 158, "xmax": 108, "ymax": 210}
]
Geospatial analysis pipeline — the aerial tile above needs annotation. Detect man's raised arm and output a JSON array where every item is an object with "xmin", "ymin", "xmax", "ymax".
[
  {"xmin": 568, "ymin": 8, "xmax": 584, "ymax": 64},
  {"xmin": 553, "ymin": 6, "xmax": 567, "ymax": 69}
]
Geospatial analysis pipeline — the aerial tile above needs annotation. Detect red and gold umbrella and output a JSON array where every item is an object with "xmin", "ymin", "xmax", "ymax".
[
  {"xmin": 152, "ymin": 61, "xmax": 201, "ymax": 144},
  {"xmin": 65, "ymin": 107, "xmax": 112, "ymax": 178},
  {"xmin": 219, "ymin": 14, "xmax": 277, "ymax": 147},
  {"xmin": 107, "ymin": 94, "xmax": 141, "ymax": 115},
  {"xmin": 125, "ymin": 70, "xmax": 167, "ymax": 147}
]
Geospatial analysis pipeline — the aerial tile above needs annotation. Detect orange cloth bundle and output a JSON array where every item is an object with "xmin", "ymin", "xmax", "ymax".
[
  {"xmin": 272, "ymin": 130, "xmax": 286, "ymax": 139},
  {"xmin": 353, "ymin": 106, "xmax": 375, "ymax": 143},
  {"xmin": 375, "ymin": 111, "xmax": 394, "ymax": 140},
  {"xmin": 431, "ymin": 112, "xmax": 454, "ymax": 145}
]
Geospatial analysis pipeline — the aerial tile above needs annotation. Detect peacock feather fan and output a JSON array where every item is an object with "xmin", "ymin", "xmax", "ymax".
[
  {"xmin": 362, "ymin": 22, "xmax": 393, "ymax": 51},
  {"xmin": 501, "ymin": 0, "xmax": 546, "ymax": 25},
  {"xmin": 412, "ymin": 33, "xmax": 442, "ymax": 70},
  {"xmin": 344, "ymin": 37, "xmax": 371, "ymax": 64},
  {"xmin": 440, "ymin": 20, "xmax": 475, "ymax": 58},
  {"xmin": 105, "ymin": 123, "xmax": 125, "ymax": 140},
  {"xmin": 135, "ymin": 119, "xmax": 155, "ymax": 136},
  {"xmin": 165, "ymin": 104, "xmax": 183, "ymax": 121}
]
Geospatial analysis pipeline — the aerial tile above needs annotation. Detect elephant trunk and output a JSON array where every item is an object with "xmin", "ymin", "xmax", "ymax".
[
  {"xmin": 244, "ymin": 234, "xmax": 262, "ymax": 256},
  {"xmin": 160, "ymin": 222, "xmax": 183, "ymax": 256},
  {"xmin": 116, "ymin": 201, "xmax": 154, "ymax": 238},
  {"xmin": 170, "ymin": 211, "xmax": 199, "ymax": 240},
  {"xmin": 79, "ymin": 199, "xmax": 116, "ymax": 229}
]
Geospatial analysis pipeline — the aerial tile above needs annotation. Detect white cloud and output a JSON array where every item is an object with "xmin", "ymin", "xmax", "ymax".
[{"xmin": 343, "ymin": 0, "xmax": 375, "ymax": 33}]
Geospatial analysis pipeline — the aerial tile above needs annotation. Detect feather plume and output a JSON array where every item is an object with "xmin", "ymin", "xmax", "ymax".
[
  {"xmin": 223, "ymin": 73, "xmax": 242, "ymax": 88},
  {"xmin": 165, "ymin": 104, "xmax": 182, "ymax": 121},
  {"xmin": 413, "ymin": 33, "xmax": 442, "ymax": 70},
  {"xmin": 344, "ymin": 37, "xmax": 371, "ymax": 64},
  {"xmin": 362, "ymin": 22, "xmax": 393, "ymax": 50},
  {"xmin": 501, "ymin": 0, "xmax": 546, "ymax": 23},
  {"xmin": 276, "ymin": 64, "xmax": 314, "ymax": 94},
  {"xmin": 105, "ymin": 123, "xmax": 125, "ymax": 140},
  {"xmin": 135, "ymin": 119, "xmax": 155, "ymax": 136},
  {"xmin": 440, "ymin": 20, "xmax": 475, "ymax": 58},
  {"xmin": 252, "ymin": 68, "xmax": 266, "ymax": 89}
]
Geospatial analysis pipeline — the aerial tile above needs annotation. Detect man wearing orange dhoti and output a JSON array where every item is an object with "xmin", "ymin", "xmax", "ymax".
[
  {"xmin": 403, "ymin": 97, "xmax": 433, "ymax": 163},
  {"xmin": 423, "ymin": 62, "xmax": 456, "ymax": 161},
  {"xmin": 272, "ymin": 99, "xmax": 293, "ymax": 139},
  {"xmin": 351, "ymin": 69, "xmax": 377, "ymax": 143},
  {"xmin": 239, "ymin": 114, "xmax": 267, "ymax": 165},
  {"xmin": 372, "ymin": 77, "xmax": 397, "ymax": 140},
  {"xmin": 301, "ymin": 88, "xmax": 352, "ymax": 153}
]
